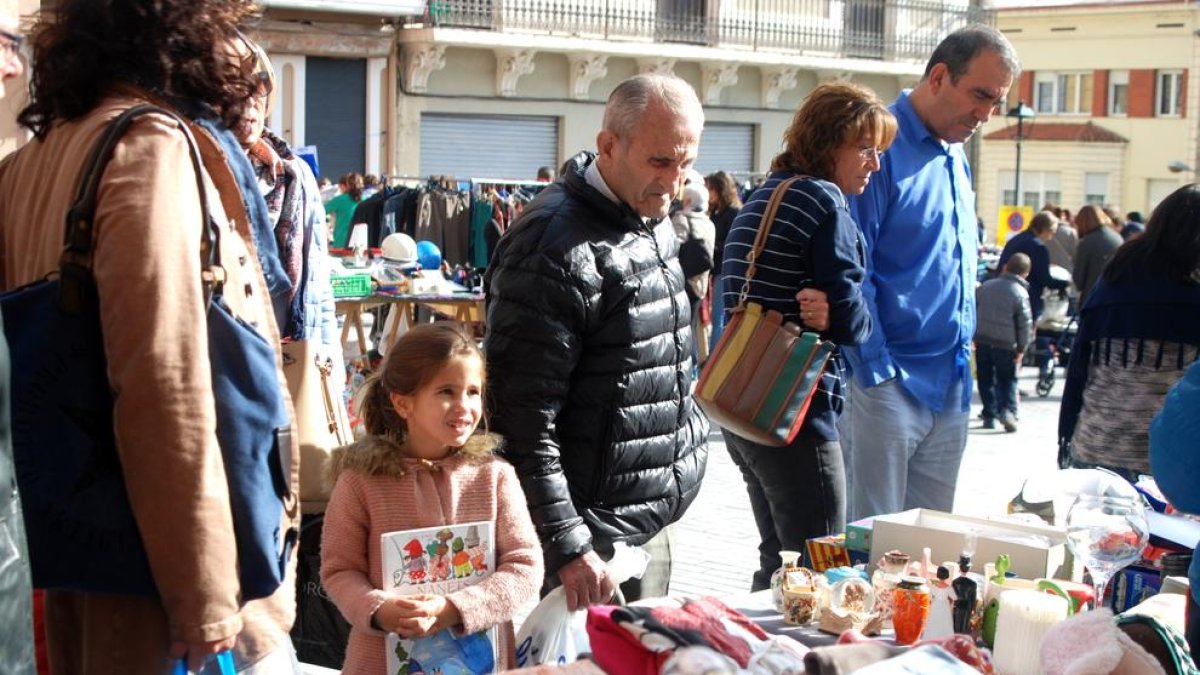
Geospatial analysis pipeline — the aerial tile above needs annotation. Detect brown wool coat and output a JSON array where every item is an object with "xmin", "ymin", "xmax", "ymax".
[{"xmin": 0, "ymin": 93, "xmax": 300, "ymax": 674}]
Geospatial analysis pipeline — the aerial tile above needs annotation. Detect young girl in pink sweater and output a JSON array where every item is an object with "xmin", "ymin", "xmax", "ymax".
[{"xmin": 320, "ymin": 323, "xmax": 543, "ymax": 674}]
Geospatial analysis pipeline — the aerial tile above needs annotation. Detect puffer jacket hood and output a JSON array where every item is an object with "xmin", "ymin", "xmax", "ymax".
[{"xmin": 483, "ymin": 152, "xmax": 709, "ymax": 576}]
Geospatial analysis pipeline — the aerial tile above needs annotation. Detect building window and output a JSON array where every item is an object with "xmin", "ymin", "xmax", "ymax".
[
  {"xmin": 999, "ymin": 170, "xmax": 1062, "ymax": 209},
  {"xmin": 1034, "ymin": 71, "xmax": 1093, "ymax": 115},
  {"xmin": 1158, "ymin": 70, "xmax": 1183, "ymax": 117},
  {"xmin": 1084, "ymin": 173, "xmax": 1109, "ymax": 205},
  {"xmin": 1109, "ymin": 70, "xmax": 1128, "ymax": 116}
]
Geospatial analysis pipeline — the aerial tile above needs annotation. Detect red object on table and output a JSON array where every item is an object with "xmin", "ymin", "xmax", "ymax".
[{"xmin": 891, "ymin": 580, "xmax": 931, "ymax": 646}]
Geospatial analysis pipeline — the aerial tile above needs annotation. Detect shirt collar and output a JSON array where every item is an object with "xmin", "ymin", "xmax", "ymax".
[
  {"xmin": 586, "ymin": 158, "xmax": 657, "ymax": 226},
  {"xmin": 895, "ymin": 89, "xmax": 949, "ymax": 151},
  {"xmin": 585, "ymin": 160, "xmax": 621, "ymax": 206}
]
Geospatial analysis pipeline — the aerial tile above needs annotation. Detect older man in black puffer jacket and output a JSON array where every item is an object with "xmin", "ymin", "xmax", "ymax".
[{"xmin": 484, "ymin": 73, "xmax": 709, "ymax": 611}]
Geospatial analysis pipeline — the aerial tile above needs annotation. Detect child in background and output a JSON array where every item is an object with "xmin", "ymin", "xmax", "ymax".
[
  {"xmin": 321, "ymin": 323, "xmax": 543, "ymax": 674},
  {"xmin": 974, "ymin": 252, "xmax": 1033, "ymax": 432}
]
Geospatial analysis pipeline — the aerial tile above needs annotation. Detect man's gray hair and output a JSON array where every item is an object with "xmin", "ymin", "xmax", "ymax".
[
  {"xmin": 924, "ymin": 24, "xmax": 1020, "ymax": 82},
  {"xmin": 602, "ymin": 73, "xmax": 705, "ymax": 138}
]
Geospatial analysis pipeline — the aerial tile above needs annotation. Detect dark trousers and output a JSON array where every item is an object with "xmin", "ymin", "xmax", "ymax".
[
  {"xmin": 1188, "ymin": 589, "xmax": 1199, "ymax": 660},
  {"xmin": 977, "ymin": 343, "xmax": 1017, "ymax": 421},
  {"xmin": 724, "ymin": 428, "xmax": 846, "ymax": 592}
]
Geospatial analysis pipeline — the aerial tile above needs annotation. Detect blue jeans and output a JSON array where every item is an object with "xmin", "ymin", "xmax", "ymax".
[
  {"xmin": 976, "ymin": 344, "xmax": 1017, "ymax": 421},
  {"xmin": 724, "ymin": 428, "xmax": 846, "ymax": 592},
  {"xmin": 709, "ymin": 271, "xmax": 726, "ymax": 355},
  {"xmin": 1035, "ymin": 335, "xmax": 1054, "ymax": 378},
  {"xmin": 843, "ymin": 379, "xmax": 969, "ymax": 521}
]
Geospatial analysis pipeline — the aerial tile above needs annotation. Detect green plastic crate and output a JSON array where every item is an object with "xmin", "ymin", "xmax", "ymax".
[{"xmin": 332, "ymin": 274, "xmax": 372, "ymax": 298}]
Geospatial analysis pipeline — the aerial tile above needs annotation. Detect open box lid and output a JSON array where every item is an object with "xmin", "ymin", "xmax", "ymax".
[{"xmin": 869, "ymin": 509, "xmax": 1075, "ymax": 581}]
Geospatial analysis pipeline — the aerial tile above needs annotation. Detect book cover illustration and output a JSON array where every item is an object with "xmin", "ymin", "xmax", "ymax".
[{"xmin": 381, "ymin": 521, "xmax": 496, "ymax": 675}]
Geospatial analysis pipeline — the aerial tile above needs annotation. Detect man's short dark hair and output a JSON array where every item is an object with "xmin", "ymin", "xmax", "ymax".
[
  {"xmin": 1029, "ymin": 210, "xmax": 1058, "ymax": 235},
  {"xmin": 1126, "ymin": 211, "xmax": 1144, "ymax": 224},
  {"xmin": 923, "ymin": 24, "xmax": 1020, "ymax": 83},
  {"xmin": 1004, "ymin": 252, "xmax": 1031, "ymax": 277}
]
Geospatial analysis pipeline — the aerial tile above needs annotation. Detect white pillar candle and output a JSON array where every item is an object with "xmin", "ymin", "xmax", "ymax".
[{"xmin": 993, "ymin": 590, "xmax": 1069, "ymax": 675}]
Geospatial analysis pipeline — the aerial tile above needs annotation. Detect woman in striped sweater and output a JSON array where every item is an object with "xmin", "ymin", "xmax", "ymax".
[{"xmin": 720, "ymin": 81, "xmax": 896, "ymax": 591}]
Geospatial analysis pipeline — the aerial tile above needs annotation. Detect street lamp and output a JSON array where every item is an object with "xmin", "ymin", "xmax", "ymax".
[
  {"xmin": 1007, "ymin": 102, "xmax": 1035, "ymax": 208},
  {"xmin": 1168, "ymin": 160, "xmax": 1195, "ymax": 173}
]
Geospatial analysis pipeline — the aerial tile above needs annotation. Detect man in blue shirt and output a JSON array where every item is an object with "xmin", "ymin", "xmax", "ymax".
[{"xmin": 842, "ymin": 25, "xmax": 1019, "ymax": 520}]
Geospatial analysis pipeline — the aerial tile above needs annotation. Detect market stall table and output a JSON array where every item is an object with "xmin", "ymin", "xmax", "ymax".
[{"xmin": 335, "ymin": 290, "xmax": 485, "ymax": 355}]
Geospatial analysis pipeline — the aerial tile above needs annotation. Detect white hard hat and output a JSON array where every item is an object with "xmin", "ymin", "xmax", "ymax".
[{"xmin": 381, "ymin": 232, "xmax": 417, "ymax": 263}]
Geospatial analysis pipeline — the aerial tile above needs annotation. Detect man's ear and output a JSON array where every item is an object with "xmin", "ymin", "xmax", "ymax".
[
  {"xmin": 927, "ymin": 62, "xmax": 950, "ymax": 94},
  {"xmin": 597, "ymin": 129, "xmax": 617, "ymax": 161}
]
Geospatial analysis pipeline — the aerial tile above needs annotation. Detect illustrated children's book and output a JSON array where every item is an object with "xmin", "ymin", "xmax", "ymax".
[{"xmin": 381, "ymin": 521, "xmax": 497, "ymax": 675}]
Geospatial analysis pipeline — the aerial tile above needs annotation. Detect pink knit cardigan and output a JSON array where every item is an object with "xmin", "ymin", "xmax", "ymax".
[{"xmin": 320, "ymin": 435, "xmax": 543, "ymax": 674}]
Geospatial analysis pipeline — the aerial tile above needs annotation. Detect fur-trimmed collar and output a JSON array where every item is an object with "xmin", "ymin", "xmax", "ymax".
[{"xmin": 328, "ymin": 432, "xmax": 501, "ymax": 482}]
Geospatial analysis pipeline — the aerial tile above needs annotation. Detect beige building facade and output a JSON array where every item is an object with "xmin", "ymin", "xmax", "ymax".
[
  {"xmin": 978, "ymin": 0, "xmax": 1199, "ymax": 240},
  {"xmin": 2, "ymin": 1, "xmax": 989, "ymax": 183},
  {"xmin": 255, "ymin": 0, "xmax": 988, "ymax": 182}
]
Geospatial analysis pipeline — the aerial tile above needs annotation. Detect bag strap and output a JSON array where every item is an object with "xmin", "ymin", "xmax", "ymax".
[
  {"xmin": 735, "ymin": 175, "xmax": 805, "ymax": 310},
  {"xmin": 57, "ymin": 103, "xmax": 222, "ymax": 313}
]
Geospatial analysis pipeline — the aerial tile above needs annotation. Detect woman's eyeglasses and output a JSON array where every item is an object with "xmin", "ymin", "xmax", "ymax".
[
  {"xmin": 0, "ymin": 28, "xmax": 23, "ymax": 63},
  {"xmin": 253, "ymin": 71, "xmax": 272, "ymax": 97},
  {"xmin": 856, "ymin": 146, "xmax": 883, "ymax": 161}
]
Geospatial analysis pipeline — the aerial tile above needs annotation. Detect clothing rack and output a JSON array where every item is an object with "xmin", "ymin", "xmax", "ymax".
[{"xmin": 469, "ymin": 177, "xmax": 550, "ymax": 187}]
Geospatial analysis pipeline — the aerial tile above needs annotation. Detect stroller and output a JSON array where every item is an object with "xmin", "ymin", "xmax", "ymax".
[{"xmin": 1026, "ymin": 276, "xmax": 1078, "ymax": 397}]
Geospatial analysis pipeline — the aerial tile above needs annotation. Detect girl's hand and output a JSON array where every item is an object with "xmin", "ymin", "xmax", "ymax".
[
  {"xmin": 390, "ymin": 594, "xmax": 463, "ymax": 639},
  {"xmin": 797, "ymin": 288, "xmax": 830, "ymax": 331}
]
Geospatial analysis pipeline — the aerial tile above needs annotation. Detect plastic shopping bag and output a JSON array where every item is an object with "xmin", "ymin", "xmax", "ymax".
[{"xmin": 515, "ymin": 543, "xmax": 651, "ymax": 666}]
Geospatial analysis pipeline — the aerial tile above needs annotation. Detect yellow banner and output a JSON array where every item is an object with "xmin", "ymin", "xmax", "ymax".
[{"xmin": 996, "ymin": 205, "xmax": 1033, "ymax": 246}]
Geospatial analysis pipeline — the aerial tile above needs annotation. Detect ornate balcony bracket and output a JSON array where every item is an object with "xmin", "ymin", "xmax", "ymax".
[
  {"xmin": 637, "ymin": 57, "xmax": 677, "ymax": 76},
  {"xmin": 760, "ymin": 66, "xmax": 798, "ymax": 109},
  {"xmin": 568, "ymin": 53, "xmax": 609, "ymax": 101},
  {"xmin": 403, "ymin": 43, "xmax": 446, "ymax": 94},
  {"xmin": 496, "ymin": 48, "xmax": 537, "ymax": 97},
  {"xmin": 817, "ymin": 69, "xmax": 854, "ymax": 83},
  {"xmin": 701, "ymin": 62, "xmax": 740, "ymax": 106}
]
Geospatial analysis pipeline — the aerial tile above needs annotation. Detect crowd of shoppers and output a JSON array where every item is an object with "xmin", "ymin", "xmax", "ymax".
[{"xmin": 5, "ymin": 0, "xmax": 1200, "ymax": 670}]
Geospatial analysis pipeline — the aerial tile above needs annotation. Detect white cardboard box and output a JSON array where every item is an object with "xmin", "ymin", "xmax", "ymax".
[{"xmin": 868, "ymin": 509, "xmax": 1076, "ymax": 581}]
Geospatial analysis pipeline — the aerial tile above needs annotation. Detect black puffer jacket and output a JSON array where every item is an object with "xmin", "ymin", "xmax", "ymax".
[{"xmin": 483, "ymin": 153, "xmax": 709, "ymax": 576}]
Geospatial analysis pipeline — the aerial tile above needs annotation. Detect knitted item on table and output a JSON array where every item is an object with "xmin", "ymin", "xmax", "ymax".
[{"xmin": 1040, "ymin": 608, "xmax": 1166, "ymax": 675}]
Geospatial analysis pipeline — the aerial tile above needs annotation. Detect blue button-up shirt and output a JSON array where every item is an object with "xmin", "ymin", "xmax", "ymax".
[{"xmin": 844, "ymin": 90, "xmax": 978, "ymax": 413}]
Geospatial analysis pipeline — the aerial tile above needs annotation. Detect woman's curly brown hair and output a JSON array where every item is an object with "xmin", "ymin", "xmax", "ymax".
[
  {"xmin": 770, "ymin": 81, "xmax": 897, "ymax": 180},
  {"xmin": 19, "ymin": 0, "xmax": 260, "ymax": 138}
]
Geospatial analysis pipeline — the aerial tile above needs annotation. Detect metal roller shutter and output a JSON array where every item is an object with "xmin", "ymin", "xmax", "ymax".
[
  {"xmin": 420, "ymin": 113, "xmax": 558, "ymax": 180},
  {"xmin": 306, "ymin": 57, "xmax": 366, "ymax": 180},
  {"xmin": 696, "ymin": 122, "xmax": 755, "ymax": 174}
]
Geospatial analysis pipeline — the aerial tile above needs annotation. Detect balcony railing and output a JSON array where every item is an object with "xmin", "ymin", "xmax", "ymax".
[{"xmin": 422, "ymin": 0, "xmax": 992, "ymax": 62}]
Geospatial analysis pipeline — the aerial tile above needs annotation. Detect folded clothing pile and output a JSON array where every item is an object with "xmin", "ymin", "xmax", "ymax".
[{"xmin": 586, "ymin": 596, "xmax": 809, "ymax": 674}]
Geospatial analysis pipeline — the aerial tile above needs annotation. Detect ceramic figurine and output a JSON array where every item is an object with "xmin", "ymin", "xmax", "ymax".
[
  {"xmin": 951, "ymin": 554, "xmax": 977, "ymax": 635},
  {"xmin": 769, "ymin": 550, "xmax": 801, "ymax": 612},
  {"xmin": 924, "ymin": 565, "xmax": 956, "ymax": 639}
]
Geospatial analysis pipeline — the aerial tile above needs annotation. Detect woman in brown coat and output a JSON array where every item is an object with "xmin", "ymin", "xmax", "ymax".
[{"xmin": 0, "ymin": 1, "xmax": 301, "ymax": 673}]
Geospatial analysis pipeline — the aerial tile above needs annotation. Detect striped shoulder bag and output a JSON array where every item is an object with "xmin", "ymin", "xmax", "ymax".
[{"xmin": 694, "ymin": 176, "xmax": 834, "ymax": 447}]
